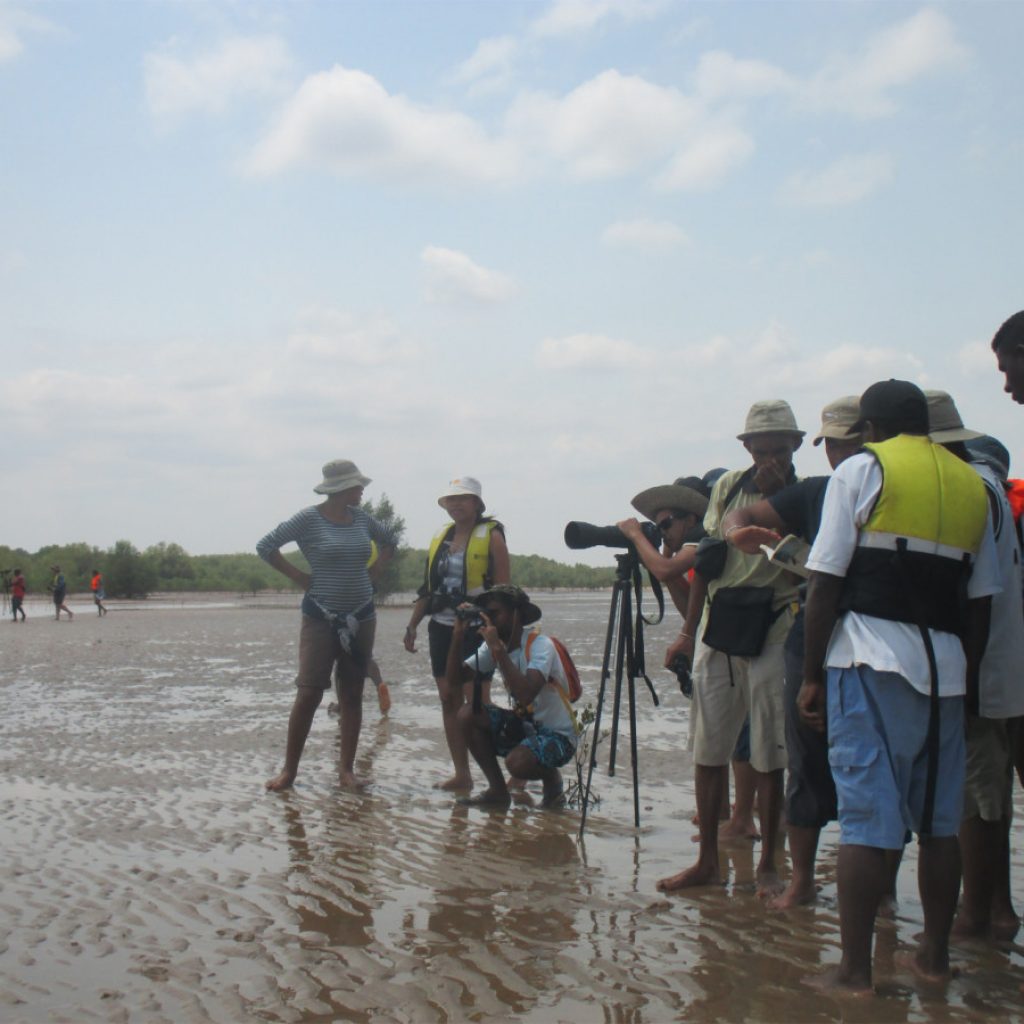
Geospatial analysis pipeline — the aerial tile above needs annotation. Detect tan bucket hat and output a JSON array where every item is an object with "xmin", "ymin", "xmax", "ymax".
[
  {"xmin": 631, "ymin": 477, "xmax": 710, "ymax": 521},
  {"xmin": 737, "ymin": 400, "xmax": 805, "ymax": 441},
  {"xmin": 313, "ymin": 459, "xmax": 371, "ymax": 495},
  {"xmin": 813, "ymin": 395, "xmax": 862, "ymax": 446},
  {"xmin": 925, "ymin": 390, "xmax": 984, "ymax": 444}
]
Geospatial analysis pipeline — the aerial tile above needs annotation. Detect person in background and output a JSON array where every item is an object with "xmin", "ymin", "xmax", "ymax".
[
  {"xmin": 90, "ymin": 569, "xmax": 108, "ymax": 617},
  {"xmin": 992, "ymin": 310, "xmax": 1024, "ymax": 404},
  {"xmin": 50, "ymin": 565, "xmax": 73, "ymax": 621},
  {"xmin": 11, "ymin": 568, "xmax": 26, "ymax": 622},
  {"xmin": 404, "ymin": 477, "xmax": 510, "ymax": 791},
  {"xmin": 258, "ymin": 459, "xmax": 398, "ymax": 791}
]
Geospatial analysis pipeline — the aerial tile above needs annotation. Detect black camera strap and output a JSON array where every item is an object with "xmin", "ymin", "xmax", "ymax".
[{"xmin": 632, "ymin": 559, "xmax": 665, "ymax": 706}]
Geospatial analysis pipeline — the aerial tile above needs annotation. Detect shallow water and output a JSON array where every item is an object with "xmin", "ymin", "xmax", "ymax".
[{"xmin": 3, "ymin": 592, "xmax": 1024, "ymax": 1021}]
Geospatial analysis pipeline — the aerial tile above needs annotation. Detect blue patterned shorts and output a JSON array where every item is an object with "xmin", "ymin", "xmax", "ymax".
[{"xmin": 486, "ymin": 706, "xmax": 575, "ymax": 769}]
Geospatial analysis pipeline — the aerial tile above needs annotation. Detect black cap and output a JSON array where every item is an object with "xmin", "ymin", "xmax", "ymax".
[{"xmin": 852, "ymin": 379, "xmax": 928, "ymax": 434}]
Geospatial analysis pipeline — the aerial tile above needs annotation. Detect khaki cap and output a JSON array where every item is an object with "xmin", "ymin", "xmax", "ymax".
[{"xmin": 813, "ymin": 395, "xmax": 862, "ymax": 446}]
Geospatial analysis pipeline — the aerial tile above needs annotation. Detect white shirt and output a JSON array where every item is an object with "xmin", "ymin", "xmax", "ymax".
[
  {"xmin": 806, "ymin": 450, "xmax": 1001, "ymax": 697},
  {"xmin": 466, "ymin": 632, "xmax": 577, "ymax": 744}
]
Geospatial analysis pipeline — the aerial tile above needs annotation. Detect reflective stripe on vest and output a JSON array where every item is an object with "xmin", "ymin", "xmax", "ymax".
[{"xmin": 425, "ymin": 520, "xmax": 497, "ymax": 596}]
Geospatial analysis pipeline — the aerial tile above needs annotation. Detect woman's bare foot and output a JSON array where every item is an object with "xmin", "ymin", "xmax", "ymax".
[
  {"xmin": 339, "ymin": 770, "xmax": 367, "ymax": 790},
  {"xmin": 756, "ymin": 871, "xmax": 785, "ymax": 900},
  {"xmin": 656, "ymin": 863, "xmax": 722, "ymax": 892},
  {"xmin": 434, "ymin": 774, "xmax": 473, "ymax": 791},
  {"xmin": 804, "ymin": 966, "xmax": 874, "ymax": 996},
  {"xmin": 767, "ymin": 878, "xmax": 816, "ymax": 910},
  {"xmin": 895, "ymin": 950, "xmax": 958, "ymax": 985},
  {"xmin": 266, "ymin": 769, "xmax": 297, "ymax": 791}
]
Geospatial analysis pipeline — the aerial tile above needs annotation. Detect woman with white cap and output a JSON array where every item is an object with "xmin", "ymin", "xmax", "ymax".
[
  {"xmin": 404, "ymin": 477, "xmax": 510, "ymax": 790},
  {"xmin": 258, "ymin": 459, "xmax": 398, "ymax": 791}
]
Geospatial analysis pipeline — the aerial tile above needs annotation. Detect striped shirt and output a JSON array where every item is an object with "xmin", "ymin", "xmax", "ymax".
[{"xmin": 257, "ymin": 506, "xmax": 398, "ymax": 615}]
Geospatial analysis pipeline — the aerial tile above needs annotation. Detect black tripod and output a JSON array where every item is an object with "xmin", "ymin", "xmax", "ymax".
[{"xmin": 579, "ymin": 549, "xmax": 662, "ymax": 838}]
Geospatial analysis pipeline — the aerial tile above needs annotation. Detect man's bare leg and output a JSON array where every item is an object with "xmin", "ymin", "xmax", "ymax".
[
  {"xmin": 266, "ymin": 687, "xmax": 324, "ymax": 791},
  {"xmin": 719, "ymin": 760, "xmax": 760, "ymax": 840},
  {"xmin": 911, "ymin": 835, "xmax": 960, "ymax": 982},
  {"xmin": 658, "ymin": 764, "xmax": 726, "ymax": 891},
  {"xmin": 458, "ymin": 705, "xmax": 511, "ymax": 805},
  {"xmin": 754, "ymin": 767, "xmax": 785, "ymax": 897},
  {"xmin": 770, "ymin": 824, "xmax": 821, "ymax": 909},
  {"xmin": 954, "ymin": 815, "xmax": 1018, "ymax": 939}
]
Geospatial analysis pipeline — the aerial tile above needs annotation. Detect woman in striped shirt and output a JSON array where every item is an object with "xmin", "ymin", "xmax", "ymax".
[{"xmin": 258, "ymin": 459, "xmax": 398, "ymax": 791}]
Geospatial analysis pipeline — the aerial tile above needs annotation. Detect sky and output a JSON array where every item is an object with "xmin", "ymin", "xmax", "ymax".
[{"xmin": 2, "ymin": 0, "xmax": 1023, "ymax": 566}]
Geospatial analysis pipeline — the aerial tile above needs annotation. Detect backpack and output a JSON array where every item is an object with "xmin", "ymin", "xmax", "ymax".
[{"xmin": 525, "ymin": 631, "xmax": 582, "ymax": 703}]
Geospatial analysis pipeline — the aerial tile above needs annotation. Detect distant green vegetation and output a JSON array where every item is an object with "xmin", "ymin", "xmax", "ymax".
[
  {"xmin": 0, "ymin": 493, "xmax": 613, "ymax": 600},
  {"xmin": 0, "ymin": 544, "xmax": 613, "ymax": 602}
]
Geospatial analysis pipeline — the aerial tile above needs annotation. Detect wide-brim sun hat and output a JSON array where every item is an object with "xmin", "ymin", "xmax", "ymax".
[
  {"xmin": 313, "ymin": 459, "xmax": 372, "ymax": 495},
  {"xmin": 438, "ymin": 476, "xmax": 485, "ymax": 511},
  {"xmin": 631, "ymin": 477, "xmax": 710, "ymax": 521},
  {"xmin": 813, "ymin": 395, "xmax": 862, "ymax": 446},
  {"xmin": 925, "ymin": 389, "xmax": 984, "ymax": 444},
  {"xmin": 736, "ymin": 400, "xmax": 805, "ymax": 441},
  {"xmin": 474, "ymin": 584, "xmax": 541, "ymax": 625}
]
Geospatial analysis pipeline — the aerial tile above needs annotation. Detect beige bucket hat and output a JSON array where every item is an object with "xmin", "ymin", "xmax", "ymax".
[
  {"xmin": 813, "ymin": 395, "xmax": 862, "ymax": 446},
  {"xmin": 313, "ymin": 459, "xmax": 371, "ymax": 495},
  {"xmin": 737, "ymin": 400, "xmax": 805, "ymax": 441},
  {"xmin": 925, "ymin": 390, "xmax": 984, "ymax": 444}
]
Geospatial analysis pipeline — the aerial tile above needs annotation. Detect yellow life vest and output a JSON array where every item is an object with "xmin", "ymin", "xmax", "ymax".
[
  {"xmin": 425, "ymin": 519, "xmax": 499, "ymax": 597},
  {"xmin": 366, "ymin": 540, "xmax": 379, "ymax": 569},
  {"xmin": 840, "ymin": 434, "xmax": 988, "ymax": 634}
]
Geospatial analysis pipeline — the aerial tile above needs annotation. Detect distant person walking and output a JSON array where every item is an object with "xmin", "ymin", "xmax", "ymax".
[
  {"xmin": 90, "ymin": 569, "xmax": 108, "ymax": 616},
  {"xmin": 258, "ymin": 459, "xmax": 398, "ymax": 792},
  {"xmin": 50, "ymin": 565, "xmax": 73, "ymax": 621},
  {"xmin": 11, "ymin": 568, "xmax": 26, "ymax": 622},
  {"xmin": 403, "ymin": 477, "xmax": 510, "ymax": 791}
]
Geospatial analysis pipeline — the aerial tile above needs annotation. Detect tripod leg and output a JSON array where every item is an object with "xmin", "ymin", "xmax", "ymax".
[
  {"xmin": 624, "ymin": 619, "xmax": 642, "ymax": 828},
  {"xmin": 608, "ymin": 580, "xmax": 631, "ymax": 778}
]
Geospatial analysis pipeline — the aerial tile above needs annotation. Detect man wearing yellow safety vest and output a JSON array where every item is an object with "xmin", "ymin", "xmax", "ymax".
[{"xmin": 800, "ymin": 380, "xmax": 999, "ymax": 993}]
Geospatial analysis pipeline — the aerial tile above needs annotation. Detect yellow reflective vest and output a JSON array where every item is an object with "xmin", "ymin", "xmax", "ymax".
[
  {"xmin": 424, "ymin": 519, "xmax": 501, "ymax": 598},
  {"xmin": 840, "ymin": 434, "xmax": 988, "ymax": 635}
]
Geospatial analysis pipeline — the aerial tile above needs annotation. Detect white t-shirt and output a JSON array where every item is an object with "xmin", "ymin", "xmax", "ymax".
[
  {"xmin": 806, "ymin": 450, "xmax": 1001, "ymax": 698},
  {"xmin": 466, "ymin": 632, "xmax": 577, "ymax": 744},
  {"xmin": 972, "ymin": 462, "xmax": 1024, "ymax": 718}
]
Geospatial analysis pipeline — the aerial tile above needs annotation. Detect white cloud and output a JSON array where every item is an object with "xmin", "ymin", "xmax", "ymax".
[
  {"xmin": 803, "ymin": 9, "xmax": 967, "ymax": 117},
  {"xmin": 507, "ymin": 69, "xmax": 698, "ymax": 179},
  {"xmin": 537, "ymin": 333, "xmax": 654, "ymax": 369},
  {"xmin": 957, "ymin": 339, "xmax": 996, "ymax": 377},
  {"xmin": 531, "ymin": 0, "xmax": 669, "ymax": 37},
  {"xmin": 247, "ymin": 65, "xmax": 518, "ymax": 184},
  {"xmin": 654, "ymin": 124, "xmax": 754, "ymax": 190},
  {"xmin": 421, "ymin": 246, "xmax": 517, "ymax": 304},
  {"xmin": 780, "ymin": 153, "xmax": 893, "ymax": 207},
  {"xmin": 452, "ymin": 35, "xmax": 519, "ymax": 89},
  {"xmin": 601, "ymin": 218, "xmax": 687, "ymax": 249},
  {"xmin": 0, "ymin": 5, "xmax": 53, "ymax": 63},
  {"xmin": 286, "ymin": 308, "xmax": 416, "ymax": 364},
  {"xmin": 144, "ymin": 35, "xmax": 293, "ymax": 119},
  {"xmin": 679, "ymin": 334, "xmax": 731, "ymax": 367},
  {"xmin": 694, "ymin": 50, "xmax": 795, "ymax": 101}
]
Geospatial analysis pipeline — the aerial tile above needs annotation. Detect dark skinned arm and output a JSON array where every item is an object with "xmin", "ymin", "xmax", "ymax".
[
  {"xmin": 798, "ymin": 570, "xmax": 845, "ymax": 733},
  {"xmin": 720, "ymin": 498, "xmax": 788, "ymax": 555}
]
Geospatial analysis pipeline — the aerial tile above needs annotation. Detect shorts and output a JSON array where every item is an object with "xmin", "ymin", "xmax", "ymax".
[
  {"xmin": 93, "ymin": 591, "xmax": 105, "ymax": 603},
  {"xmin": 691, "ymin": 637, "xmax": 788, "ymax": 773},
  {"xmin": 12, "ymin": 596, "xmax": 23, "ymax": 614},
  {"xmin": 827, "ymin": 664, "xmax": 965, "ymax": 848},
  {"xmin": 428, "ymin": 617, "xmax": 483, "ymax": 679},
  {"xmin": 783, "ymin": 636, "xmax": 836, "ymax": 829},
  {"xmin": 294, "ymin": 611, "xmax": 376, "ymax": 691},
  {"xmin": 964, "ymin": 716, "xmax": 1014, "ymax": 822},
  {"xmin": 486, "ymin": 706, "xmax": 575, "ymax": 769},
  {"xmin": 53, "ymin": 590, "xmax": 66, "ymax": 606}
]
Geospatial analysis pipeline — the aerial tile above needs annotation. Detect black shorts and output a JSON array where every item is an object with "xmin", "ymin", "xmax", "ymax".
[{"xmin": 427, "ymin": 618, "xmax": 484, "ymax": 679}]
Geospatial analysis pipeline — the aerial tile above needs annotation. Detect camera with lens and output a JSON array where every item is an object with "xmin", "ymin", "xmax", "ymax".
[
  {"xmin": 669, "ymin": 652, "xmax": 693, "ymax": 699},
  {"xmin": 455, "ymin": 605, "xmax": 484, "ymax": 629},
  {"xmin": 564, "ymin": 520, "xmax": 660, "ymax": 551}
]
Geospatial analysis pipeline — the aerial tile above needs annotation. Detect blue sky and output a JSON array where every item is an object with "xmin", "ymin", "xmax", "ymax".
[{"xmin": 2, "ymin": 1, "xmax": 1022, "ymax": 564}]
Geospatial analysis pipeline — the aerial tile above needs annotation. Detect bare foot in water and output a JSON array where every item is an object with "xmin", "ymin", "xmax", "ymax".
[
  {"xmin": 804, "ymin": 966, "xmax": 874, "ymax": 997},
  {"xmin": 434, "ymin": 775, "xmax": 473, "ymax": 791},
  {"xmin": 895, "ymin": 950, "xmax": 958, "ymax": 986},
  {"xmin": 266, "ymin": 770, "xmax": 296, "ymax": 792},
  {"xmin": 458, "ymin": 789, "xmax": 511, "ymax": 807},
  {"xmin": 756, "ymin": 871, "xmax": 785, "ymax": 900},
  {"xmin": 719, "ymin": 816, "xmax": 760, "ymax": 841},
  {"xmin": 767, "ymin": 879, "xmax": 816, "ymax": 910},
  {"xmin": 656, "ymin": 863, "xmax": 723, "ymax": 892},
  {"xmin": 339, "ymin": 771, "xmax": 367, "ymax": 790}
]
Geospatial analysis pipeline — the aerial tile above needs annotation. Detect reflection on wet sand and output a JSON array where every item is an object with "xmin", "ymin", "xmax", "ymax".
[{"xmin": 2, "ymin": 594, "xmax": 1024, "ymax": 1021}]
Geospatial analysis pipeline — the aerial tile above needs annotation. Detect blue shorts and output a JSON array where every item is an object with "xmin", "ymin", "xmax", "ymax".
[
  {"xmin": 486, "ymin": 706, "xmax": 575, "ymax": 769},
  {"xmin": 827, "ymin": 665, "xmax": 964, "ymax": 848}
]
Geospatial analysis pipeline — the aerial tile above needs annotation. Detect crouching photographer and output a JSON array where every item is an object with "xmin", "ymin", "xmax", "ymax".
[{"xmin": 446, "ymin": 585, "xmax": 577, "ymax": 809}]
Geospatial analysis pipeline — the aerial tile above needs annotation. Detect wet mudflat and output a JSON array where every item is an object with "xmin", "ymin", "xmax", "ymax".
[{"xmin": 3, "ymin": 591, "xmax": 1024, "ymax": 1022}]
